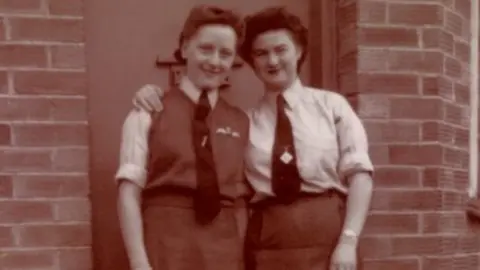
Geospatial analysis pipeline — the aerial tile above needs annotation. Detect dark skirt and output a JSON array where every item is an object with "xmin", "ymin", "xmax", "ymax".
[
  {"xmin": 245, "ymin": 190, "xmax": 362, "ymax": 270},
  {"xmin": 142, "ymin": 191, "xmax": 246, "ymax": 270}
]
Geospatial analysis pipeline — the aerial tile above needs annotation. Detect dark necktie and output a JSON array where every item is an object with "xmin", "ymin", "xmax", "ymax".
[
  {"xmin": 271, "ymin": 94, "xmax": 301, "ymax": 203},
  {"xmin": 192, "ymin": 89, "xmax": 221, "ymax": 224}
]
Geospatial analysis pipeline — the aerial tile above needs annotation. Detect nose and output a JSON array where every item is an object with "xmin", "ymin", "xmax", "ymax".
[
  {"xmin": 266, "ymin": 52, "xmax": 279, "ymax": 67},
  {"xmin": 206, "ymin": 52, "xmax": 221, "ymax": 69}
]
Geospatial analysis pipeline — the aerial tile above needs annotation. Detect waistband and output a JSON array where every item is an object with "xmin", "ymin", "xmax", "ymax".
[
  {"xmin": 142, "ymin": 186, "xmax": 247, "ymax": 209},
  {"xmin": 250, "ymin": 189, "xmax": 345, "ymax": 210}
]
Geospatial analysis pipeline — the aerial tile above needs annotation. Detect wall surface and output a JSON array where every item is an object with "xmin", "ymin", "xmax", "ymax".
[
  {"xmin": 0, "ymin": 0, "xmax": 91, "ymax": 269},
  {"xmin": 337, "ymin": 0, "xmax": 480, "ymax": 269}
]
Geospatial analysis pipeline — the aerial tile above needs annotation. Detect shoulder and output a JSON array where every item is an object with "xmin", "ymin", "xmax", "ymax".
[{"xmin": 304, "ymin": 86, "xmax": 349, "ymax": 106}]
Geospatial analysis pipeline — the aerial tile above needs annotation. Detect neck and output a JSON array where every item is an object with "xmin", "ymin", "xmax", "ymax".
[{"xmin": 264, "ymin": 77, "xmax": 297, "ymax": 94}]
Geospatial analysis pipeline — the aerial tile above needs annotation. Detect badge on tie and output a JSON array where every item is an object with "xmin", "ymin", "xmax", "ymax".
[{"xmin": 280, "ymin": 150, "xmax": 293, "ymax": 164}]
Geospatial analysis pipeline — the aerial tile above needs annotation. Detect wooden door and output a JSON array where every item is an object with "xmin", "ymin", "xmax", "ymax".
[{"xmin": 85, "ymin": 0, "xmax": 325, "ymax": 269}]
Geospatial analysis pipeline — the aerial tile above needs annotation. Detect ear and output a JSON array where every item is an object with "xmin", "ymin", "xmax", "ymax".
[
  {"xmin": 180, "ymin": 40, "xmax": 189, "ymax": 59},
  {"xmin": 295, "ymin": 44, "xmax": 303, "ymax": 62}
]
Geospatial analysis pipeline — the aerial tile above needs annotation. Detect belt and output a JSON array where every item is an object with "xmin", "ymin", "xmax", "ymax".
[
  {"xmin": 142, "ymin": 186, "xmax": 247, "ymax": 209},
  {"xmin": 249, "ymin": 189, "xmax": 344, "ymax": 210}
]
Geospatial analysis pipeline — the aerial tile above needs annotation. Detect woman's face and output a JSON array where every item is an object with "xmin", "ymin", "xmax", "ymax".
[
  {"xmin": 251, "ymin": 29, "xmax": 302, "ymax": 92},
  {"xmin": 182, "ymin": 24, "xmax": 237, "ymax": 90}
]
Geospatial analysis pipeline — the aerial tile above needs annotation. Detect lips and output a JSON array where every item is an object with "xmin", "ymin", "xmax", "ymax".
[{"xmin": 267, "ymin": 69, "xmax": 280, "ymax": 75}]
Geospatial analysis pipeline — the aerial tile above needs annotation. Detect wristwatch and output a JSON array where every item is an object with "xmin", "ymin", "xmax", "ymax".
[{"xmin": 340, "ymin": 229, "xmax": 358, "ymax": 245}]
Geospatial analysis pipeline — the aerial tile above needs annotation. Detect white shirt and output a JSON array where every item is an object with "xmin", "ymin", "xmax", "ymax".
[
  {"xmin": 114, "ymin": 77, "xmax": 219, "ymax": 187},
  {"xmin": 244, "ymin": 79, "xmax": 374, "ymax": 201}
]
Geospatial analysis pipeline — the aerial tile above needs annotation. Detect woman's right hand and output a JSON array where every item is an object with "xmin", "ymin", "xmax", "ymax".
[{"xmin": 132, "ymin": 84, "xmax": 166, "ymax": 112}]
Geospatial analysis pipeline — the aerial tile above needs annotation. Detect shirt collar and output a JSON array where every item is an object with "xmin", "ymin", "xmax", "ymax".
[
  {"xmin": 264, "ymin": 78, "xmax": 303, "ymax": 110},
  {"xmin": 179, "ymin": 76, "xmax": 219, "ymax": 107}
]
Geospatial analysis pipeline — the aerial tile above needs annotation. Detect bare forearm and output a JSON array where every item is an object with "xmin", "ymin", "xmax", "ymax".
[
  {"xmin": 342, "ymin": 172, "xmax": 373, "ymax": 237},
  {"xmin": 118, "ymin": 183, "xmax": 150, "ymax": 269}
]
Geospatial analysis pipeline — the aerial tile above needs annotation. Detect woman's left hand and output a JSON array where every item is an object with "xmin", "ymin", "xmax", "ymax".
[{"xmin": 330, "ymin": 242, "xmax": 357, "ymax": 270}]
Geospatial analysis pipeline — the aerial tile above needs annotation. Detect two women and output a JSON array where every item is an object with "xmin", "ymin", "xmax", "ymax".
[
  {"xmin": 126, "ymin": 5, "xmax": 374, "ymax": 270},
  {"xmin": 116, "ymin": 5, "xmax": 250, "ymax": 270}
]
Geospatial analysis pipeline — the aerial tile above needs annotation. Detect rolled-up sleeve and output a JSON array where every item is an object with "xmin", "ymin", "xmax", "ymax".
[
  {"xmin": 332, "ymin": 94, "xmax": 374, "ymax": 180},
  {"xmin": 114, "ymin": 110, "xmax": 152, "ymax": 188}
]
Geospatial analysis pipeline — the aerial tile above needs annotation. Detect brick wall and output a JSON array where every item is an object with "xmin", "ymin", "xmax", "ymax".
[
  {"xmin": 0, "ymin": 0, "xmax": 91, "ymax": 269},
  {"xmin": 337, "ymin": 0, "xmax": 480, "ymax": 269}
]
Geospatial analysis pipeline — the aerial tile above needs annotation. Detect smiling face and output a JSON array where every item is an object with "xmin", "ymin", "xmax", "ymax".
[
  {"xmin": 181, "ymin": 24, "xmax": 237, "ymax": 90},
  {"xmin": 250, "ymin": 29, "xmax": 302, "ymax": 92}
]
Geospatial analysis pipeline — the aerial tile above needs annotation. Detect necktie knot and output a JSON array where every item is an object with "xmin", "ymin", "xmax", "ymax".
[{"xmin": 195, "ymin": 90, "xmax": 211, "ymax": 121}]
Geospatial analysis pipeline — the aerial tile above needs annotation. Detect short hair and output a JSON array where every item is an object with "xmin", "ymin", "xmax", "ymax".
[
  {"xmin": 239, "ymin": 6, "xmax": 308, "ymax": 71},
  {"xmin": 173, "ymin": 5, "xmax": 245, "ymax": 63}
]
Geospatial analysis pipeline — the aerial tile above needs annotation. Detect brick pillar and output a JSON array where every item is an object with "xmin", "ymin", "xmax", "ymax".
[
  {"xmin": 337, "ymin": 1, "xmax": 480, "ymax": 269},
  {"xmin": 0, "ymin": 0, "xmax": 91, "ymax": 269}
]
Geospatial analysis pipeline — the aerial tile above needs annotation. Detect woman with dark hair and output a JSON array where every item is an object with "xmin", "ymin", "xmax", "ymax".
[
  {"xmin": 132, "ymin": 6, "xmax": 374, "ymax": 270},
  {"xmin": 115, "ymin": 5, "xmax": 250, "ymax": 270}
]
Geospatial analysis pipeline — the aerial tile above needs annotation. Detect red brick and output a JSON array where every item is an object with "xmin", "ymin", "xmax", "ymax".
[
  {"xmin": 359, "ymin": 27, "xmax": 418, "ymax": 47},
  {"xmin": 0, "ymin": 149, "xmax": 53, "ymax": 172},
  {"xmin": 358, "ymin": 49, "xmax": 389, "ymax": 71},
  {"xmin": 0, "ymin": 226, "xmax": 14, "ymax": 247},
  {"xmin": 58, "ymin": 248, "xmax": 92, "ymax": 270},
  {"xmin": 422, "ymin": 28, "xmax": 454, "ymax": 53},
  {"xmin": 363, "ymin": 213, "xmax": 419, "ymax": 235},
  {"xmin": 0, "ymin": 45, "xmax": 46, "ymax": 68},
  {"xmin": 51, "ymin": 45, "xmax": 85, "ymax": 69},
  {"xmin": 0, "ymin": 175, "xmax": 13, "ymax": 198},
  {"xmin": 14, "ymin": 71, "xmax": 86, "ymax": 95},
  {"xmin": 55, "ymin": 199, "xmax": 91, "ymax": 221},
  {"xmin": 52, "ymin": 148, "xmax": 88, "ymax": 172},
  {"xmin": 18, "ymin": 224, "xmax": 91, "ymax": 247},
  {"xmin": 364, "ymin": 121, "xmax": 420, "ymax": 143},
  {"xmin": 388, "ymin": 50, "xmax": 443, "ymax": 73},
  {"xmin": 423, "ymin": 254, "xmax": 480, "ymax": 270},
  {"xmin": 0, "ymin": 97, "xmax": 87, "ymax": 121},
  {"xmin": 422, "ymin": 212, "xmax": 468, "ymax": 233},
  {"xmin": 391, "ymin": 236, "xmax": 444, "ymax": 256},
  {"xmin": 444, "ymin": 56, "xmax": 462, "ymax": 79},
  {"xmin": 389, "ymin": 3, "xmax": 443, "ymax": 26},
  {"xmin": 423, "ymin": 122, "xmax": 469, "ymax": 148},
  {"xmin": 0, "ymin": 124, "xmax": 11, "ymax": 145},
  {"xmin": 457, "ymin": 235, "xmax": 480, "ymax": 253},
  {"xmin": 359, "ymin": 0, "xmax": 386, "ymax": 23},
  {"xmin": 444, "ymin": 102, "xmax": 468, "ymax": 126},
  {"xmin": 0, "ymin": 71, "xmax": 7, "ymax": 93},
  {"xmin": 445, "ymin": 10, "xmax": 463, "ymax": 35},
  {"xmin": 0, "ymin": 250, "xmax": 56, "ymax": 269},
  {"xmin": 360, "ymin": 236, "xmax": 392, "ymax": 259},
  {"xmin": 444, "ymin": 147, "xmax": 468, "ymax": 168},
  {"xmin": 454, "ymin": 0, "xmax": 471, "ymax": 19},
  {"xmin": 390, "ymin": 97, "xmax": 443, "ymax": 120},
  {"xmin": 0, "ymin": 18, "xmax": 5, "ymax": 41},
  {"xmin": 454, "ymin": 82, "xmax": 469, "ymax": 105},
  {"xmin": 49, "ymin": 0, "xmax": 83, "ymax": 16},
  {"xmin": 389, "ymin": 144, "xmax": 443, "ymax": 165},
  {"xmin": 357, "ymin": 94, "xmax": 390, "ymax": 118},
  {"xmin": 422, "ymin": 167, "xmax": 468, "ymax": 190},
  {"xmin": 363, "ymin": 258, "xmax": 419, "ymax": 270},
  {"xmin": 0, "ymin": 0, "xmax": 42, "ymax": 14},
  {"xmin": 371, "ymin": 189, "xmax": 442, "ymax": 211},
  {"xmin": 12, "ymin": 123, "xmax": 88, "ymax": 146},
  {"xmin": 373, "ymin": 166, "xmax": 421, "ymax": 188},
  {"xmin": 358, "ymin": 73, "xmax": 419, "ymax": 95},
  {"xmin": 422, "ymin": 76, "xmax": 453, "ymax": 99},
  {"xmin": 14, "ymin": 174, "xmax": 89, "ymax": 198},
  {"xmin": 368, "ymin": 145, "xmax": 390, "ymax": 165},
  {"xmin": 422, "ymin": 121, "xmax": 451, "ymax": 142},
  {"xmin": 10, "ymin": 18, "xmax": 84, "ymax": 42},
  {"xmin": 454, "ymin": 41, "xmax": 470, "ymax": 64},
  {"xmin": 0, "ymin": 201, "xmax": 53, "ymax": 223}
]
